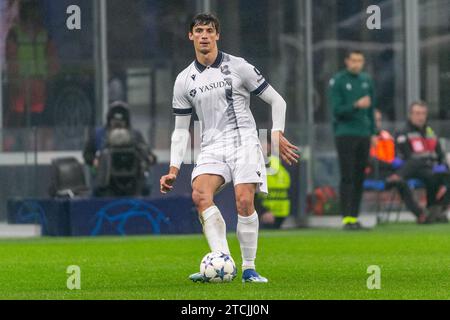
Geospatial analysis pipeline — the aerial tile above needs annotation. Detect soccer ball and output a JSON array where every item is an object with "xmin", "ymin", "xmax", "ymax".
[{"xmin": 200, "ymin": 251, "xmax": 237, "ymax": 283}]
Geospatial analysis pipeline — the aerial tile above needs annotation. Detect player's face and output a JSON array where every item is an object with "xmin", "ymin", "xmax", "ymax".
[
  {"xmin": 345, "ymin": 53, "xmax": 365, "ymax": 74},
  {"xmin": 189, "ymin": 23, "xmax": 220, "ymax": 55},
  {"xmin": 409, "ymin": 105, "xmax": 428, "ymax": 128}
]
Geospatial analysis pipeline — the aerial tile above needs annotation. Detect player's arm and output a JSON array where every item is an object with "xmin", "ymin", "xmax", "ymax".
[
  {"xmin": 161, "ymin": 73, "xmax": 193, "ymax": 194},
  {"xmin": 239, "ymin": 60, "xmax": 299, "ymax": 165},
  {"xmin": 160, "ymin": 115, "xmax": 191, "ymax": 194},
  {"xmin": 258, "ymin": 86, "xmax": 300, "ymax": 165}
]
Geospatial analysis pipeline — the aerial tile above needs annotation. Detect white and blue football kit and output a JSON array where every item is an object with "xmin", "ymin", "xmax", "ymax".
[{"xmin": 172, "ymin": 51, "xmax": 270, "ymax": 193}]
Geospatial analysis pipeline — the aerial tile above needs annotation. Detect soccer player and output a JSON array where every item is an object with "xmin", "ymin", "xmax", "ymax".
[{"xmin": 160, "ymin": 13, "xmax": 299, "ymax": 283}]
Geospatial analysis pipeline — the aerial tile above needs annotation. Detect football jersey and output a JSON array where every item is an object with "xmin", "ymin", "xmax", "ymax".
[{"xmin": 172, "ymin": 51, "xmax": 269, "ymax": 152}]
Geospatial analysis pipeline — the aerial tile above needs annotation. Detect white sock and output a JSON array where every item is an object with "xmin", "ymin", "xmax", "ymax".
[
  {"xmin": 201, "ymin": 206, "xmax": 230, "ymax": 255},
  {"xmin": 237, "ymin": 211, "xmax": 259, "ymax": 270}
]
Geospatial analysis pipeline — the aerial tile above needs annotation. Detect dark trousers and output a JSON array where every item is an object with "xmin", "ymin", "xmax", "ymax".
[
  {"xmin": 399, "ymin": 160, "xmax": 450, "ymax": 208},
  {"xmin": 385, "ymin": 180, "xmax": 423, "ymax": 217},
  {"xmin": 368, "ymin": 162, "xmax": 423, "ymax": 218},
  {"xmin": 336, "ymin": 136, "xmax": 371, "ymax": 218}
]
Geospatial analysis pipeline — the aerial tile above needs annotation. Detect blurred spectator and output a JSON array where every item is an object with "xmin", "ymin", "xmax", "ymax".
[
  {"xmin": 0, "ymin": 0, "xmax": 18, "ymax": 71},
  {"xmin": 5, "ymin": 0, "xmax": 59, "ymax": 128},
  {"xmin": 0, "ymin": 0, "xmax": 18, "ymax": 138},
  {"xmin": 394, "ymin": 101, "xmax": 449, "ymax": 223},
  {"xmin": 256, "ymin": 140, "xmax": 291, "ymax": 229},
  {"xmin": 83, "ymin": 101, "xmax": 157, "ymax": 197},
  {"xmin": 327, "ymin": 50, "xmax": 376, "ymax": 230},
  {"xmin": 367, "ymin": 109, "xmax": 427, "ymax": 224}
]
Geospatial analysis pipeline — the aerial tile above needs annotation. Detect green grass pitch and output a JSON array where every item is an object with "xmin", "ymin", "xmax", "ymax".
[{"xmin": 0, "ymin": 223, "xmax": 449, "ymax": 300}]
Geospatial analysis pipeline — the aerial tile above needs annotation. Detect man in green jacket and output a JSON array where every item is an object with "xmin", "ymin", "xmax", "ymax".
[{"xmin": 327, "ymin": 50, "xmax": 376, "ymax": 230}]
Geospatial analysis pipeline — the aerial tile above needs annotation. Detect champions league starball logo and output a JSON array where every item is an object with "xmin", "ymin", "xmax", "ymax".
[
  {"xmin": 15, "ymin": 201, "xmax": 48, "ymax": 234},
  {"xmin": 90, "ymin": 199, "xmax": 170, "ymax": 236}
]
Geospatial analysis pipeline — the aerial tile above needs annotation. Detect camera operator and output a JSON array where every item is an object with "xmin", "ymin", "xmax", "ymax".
[{"xmin": 83, "ymin": 101, "xmax": 157, "ymax": 197}]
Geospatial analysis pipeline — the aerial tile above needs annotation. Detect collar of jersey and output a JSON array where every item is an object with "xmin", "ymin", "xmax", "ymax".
[{"xmin": 194, "ymin": 51, "xmax": 224, "ymax": 73}]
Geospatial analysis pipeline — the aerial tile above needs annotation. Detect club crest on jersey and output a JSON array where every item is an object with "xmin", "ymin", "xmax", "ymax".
[
  {"xmin": 221, "ymin": 65, "xmax": 231, "ymax": 75},
  {"xmin": 189, "ymin": 89, "xmax": 197, "ymax": 98}
]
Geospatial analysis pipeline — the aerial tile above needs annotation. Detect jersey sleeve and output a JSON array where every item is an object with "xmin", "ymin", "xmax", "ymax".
[
  {"xmin": 172, "ymin": 75, "xmax": 193, "ymax": 116},
  {"xmin": 239, "ymin": 60, "xmax": 270, "ymax": 96}
]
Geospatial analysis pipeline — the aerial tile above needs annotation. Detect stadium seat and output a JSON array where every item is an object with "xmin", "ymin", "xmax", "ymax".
[
  {"xmin": 363, "ymin": 179, "xmax": 396, "ymax": 223},
  {"xmin": 364, "ymin": 178, "xmax": 425, "ymax": 224},
  {"xmin": 407, "ymin": 179, "xmax": 424, "ymax": 189},
  {"xmin": 363, "ymin": 179, "xmax": 386, "ymax": 191},
  {"xmin": 49, "ymin": 157, "xmax": 90, "ymax": 198}
]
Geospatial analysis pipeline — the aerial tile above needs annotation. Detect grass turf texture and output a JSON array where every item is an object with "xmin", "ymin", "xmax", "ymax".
[{"xmin": 0, "ymin": 223, "xmax": 449, "ymax": 300}]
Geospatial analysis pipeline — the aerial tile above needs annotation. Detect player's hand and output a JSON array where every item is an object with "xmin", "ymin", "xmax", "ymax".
[
  {"xmin": 160, "ymin": 173, "xmax": 177, "ymax": 194},
  {"xmin": 355, "ymin": 96, "xmax": 371, "ymax": 109},
  {"xmin": 272, "ymin": 131, "xmax": 300, "ymax": 166}
]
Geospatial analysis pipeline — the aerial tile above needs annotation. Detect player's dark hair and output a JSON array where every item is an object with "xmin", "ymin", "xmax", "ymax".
[
  {"xmin": 345, "ymin": 50, "xmax": 364, "ymax": 58},
  {"xmin": 409, "ymin": 100, "xmax": 428, "ymax": 112},
  {"xmin": 190, "ymin": 13, "xmax": 220, "ymax": 34}
]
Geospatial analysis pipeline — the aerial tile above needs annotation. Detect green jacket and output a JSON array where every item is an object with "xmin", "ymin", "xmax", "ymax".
[{"xmin": 327, "ymin": 70, "xmax": 376, "ymax": 137}]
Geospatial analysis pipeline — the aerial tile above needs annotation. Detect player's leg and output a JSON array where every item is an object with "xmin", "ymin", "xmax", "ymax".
[
  {"xmin": 230, "ymin": 143, "xmax": 268, "ymax": 282},
  {"xmin": 192, "ymin": 174, "xmax": 230, "ymax": 254},
  {"xmin": 235, "ymin": 183, "xmax": 258, "ymax": 266},
  {"xmin": 234, "ymin": 183, "xmax": 267, "ymax": 283},
  {"xmin": 189, "ymin": 173, "xmax": 230, "ymax": 283},
  {"xmin": 189, "ymin": 152, "xmax": 233, "ymax": 282}
]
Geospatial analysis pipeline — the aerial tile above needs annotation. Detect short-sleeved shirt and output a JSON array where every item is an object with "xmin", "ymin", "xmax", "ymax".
[{"xmin": 172, "ymin": 51, "xmax": 269, "ymax": 151}]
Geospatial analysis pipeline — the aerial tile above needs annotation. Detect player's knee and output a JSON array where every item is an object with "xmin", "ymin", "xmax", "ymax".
[
  {"xmin": 192, "ymin": 189, "xmax": 213, "ymax": 211},
  {"xmin": 235, "ymin": 195, "xmax": 254, "ymax": 216}
]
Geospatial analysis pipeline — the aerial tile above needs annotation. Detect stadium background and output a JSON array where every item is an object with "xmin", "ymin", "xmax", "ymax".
[
  {"xmin": 0, "ymin": 0, "xmax": 449, "ymax": 226},
  {"xmin": 0, "ymin": 0, "xmax": 450, "ymax": 301}
]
